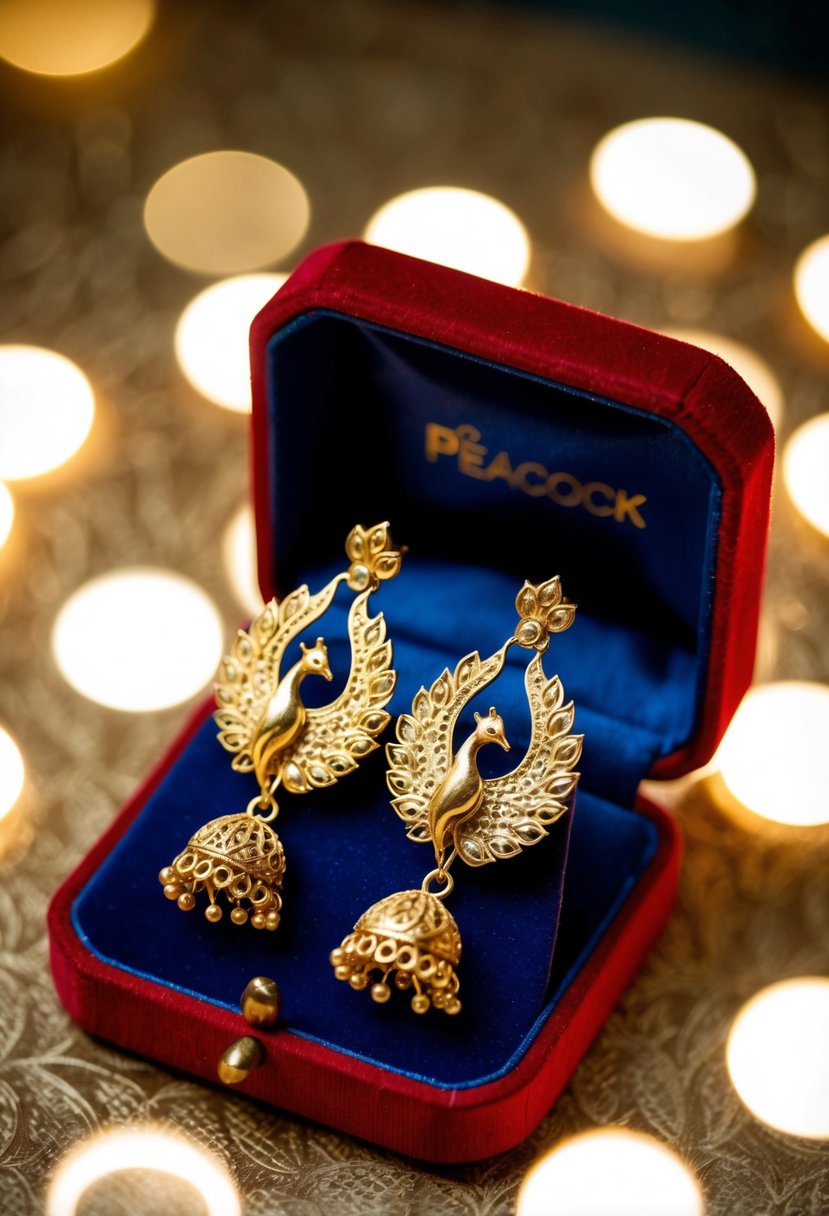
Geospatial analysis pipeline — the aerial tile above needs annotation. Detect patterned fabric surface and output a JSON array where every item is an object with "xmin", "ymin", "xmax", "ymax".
[{"xmin": 0, "ymin": 1, "xmax": 827, "ymax": 1212}]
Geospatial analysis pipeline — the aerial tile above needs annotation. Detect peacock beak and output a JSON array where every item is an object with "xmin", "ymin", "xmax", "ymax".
[
  {"xmin": 498, "ymin": 735, "xmax": 511, "ymax": 752},
  {"xmin": 322, "ymin": 664, "xmax": 334, "ymax": 682}
]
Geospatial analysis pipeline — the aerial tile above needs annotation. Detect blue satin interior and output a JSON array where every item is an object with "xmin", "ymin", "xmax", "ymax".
[{"xmin": 72, "ymin": 310, "xmax": 720, "ymax": 1088}]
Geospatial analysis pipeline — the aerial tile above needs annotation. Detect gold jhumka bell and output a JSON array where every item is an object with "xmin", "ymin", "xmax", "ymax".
[
  {"xmin": 331, "ymin": 577, "xmax": 582, "ymax": 1014},
  {"xmin": 159, "ymin": 522, "xmax": 404, "ymax": 930}
]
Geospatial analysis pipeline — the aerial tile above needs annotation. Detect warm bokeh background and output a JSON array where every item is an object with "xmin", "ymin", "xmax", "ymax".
[{"xmin": 1, "ymin": 2, "xmax": 828, "ymax": 1213}]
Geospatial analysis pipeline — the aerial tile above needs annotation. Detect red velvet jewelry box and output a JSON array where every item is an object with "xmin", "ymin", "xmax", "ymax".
[{"xmin": 48, "ymin": 241, "xmax": 773, "ymax": 1163}]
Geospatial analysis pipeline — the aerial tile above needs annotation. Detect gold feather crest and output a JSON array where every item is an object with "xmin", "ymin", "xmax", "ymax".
[
  {"xmin": 386, "ymin": 576, "xmax": 581, "ymax": 866},
  {"xmin": 386, "ymin": 644, "xmax": 510, "ymax": 843},
  {"xmin": 213, "ymin": 522, "xmax": 402, "ymax": 796}
]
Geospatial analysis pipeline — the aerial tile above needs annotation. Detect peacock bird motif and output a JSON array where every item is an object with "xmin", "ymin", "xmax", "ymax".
[
  {"xmin": 214, "ymin": 588, "xmax": 397, "ymax": 801},
  {"xmin": 249, "ymin": 636, "xmax": 333, "ymax": 788},
  {"xmin": 387, "ymin": 638, "xmax": 581, "ymax": 871},
  {"xmin": 332, "ymin": 575, "xmax": 583, "ymax": 1013},
  {"xmin": 426, "ymin": 706, "xmax": 511, "ymax": 873},
  {"xmin": 160, "ymin": 522, "xmax": 404, "ymax": 929}
]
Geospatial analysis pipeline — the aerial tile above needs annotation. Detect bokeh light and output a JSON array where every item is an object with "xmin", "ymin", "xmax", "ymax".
[
  {"xmin": 144, "ymin": 152, "xmax": 309, "ymax": 275},
  {"xmin": 794, "ymin": 235, "xmax": 829, "ymax": 343},
  {"xmin": 364, "ymin": 186, "xmax": 531, "ymax": 286},
  {"xmin": 52, "ymin": 569, "xmax": 224, "ymax": 712},
  {"xmin": 0, "ymin": 0, "xmax": 154, "ymax": 76},
  {"xmin": 0, "ymin": 483, "xmax": 14, "ymax": 548},
  {"xmin": 716, "ymin": 682, "xmax": 829, "ymax": 825},
  {"xmin": 517, "ymin": 1128, "xmax": 704, "ymax": 1216},
  {"xmin": 664, "ymin": 329, "xmax": 783, "ymax": 432},
  {"xmin": 784, "ymin": 413, "xmax": 829, "ymax": 537},
  {"xmin": 727, "ymin": 978, "xmax": 829, "ymax": 1139},
  {"xmin": 0, "ymin": 726, "xmax": 25, "ymax": 822},
  {"xmin": 222, "ymin": 503, "xmax": 263, "ymax": 616},
  {"xmin": 0, "ymin": 346, "xmax": 94, "ymax": 481},
  {"xmin": 47, "ymin": 1125, "xmax": 241, "ymax": 1216},
  {"xmin": 175, "ymin": 273, "xmax": 287, "ymax": 411},
  {"xmin": 590, "ymin": 118, "xmax": 756, "ymax": 240}
]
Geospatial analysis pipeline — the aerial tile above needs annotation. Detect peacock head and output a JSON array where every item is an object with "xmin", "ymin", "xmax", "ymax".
[
  {"xmin": 473, "ymin": 707, "xmax": 510, "ymax": 751},
  {"xmin": 299, "ymin": 637, "xmax": 333, "ymax": 681}
]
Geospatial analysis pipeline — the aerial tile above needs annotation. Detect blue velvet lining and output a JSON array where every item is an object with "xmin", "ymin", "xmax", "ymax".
[
  {"xmin": 266, "ymin": 312, "xmax": 722, "ymax": 771},
  {"xmin": 71, "ymin": 309, "xmax": 718, "ymax": 1089},
  {"xmin": 72, "ymin": 705, "xmax": 657, "ymax": 1088},
  {"xmin": 308, "ymin": 562, "xmax": 682, "ymax": 807}
]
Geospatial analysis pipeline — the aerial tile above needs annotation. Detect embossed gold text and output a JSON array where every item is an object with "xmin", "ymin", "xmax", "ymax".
[{"xmin": 424, "ymin": 422, "xmax": 647, "ymax": 528}]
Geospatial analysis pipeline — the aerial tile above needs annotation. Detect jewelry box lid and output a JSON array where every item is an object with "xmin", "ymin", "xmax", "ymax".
[{"xmin": 248, "ymin": 240, "xmax": 773, "ymax": 782}]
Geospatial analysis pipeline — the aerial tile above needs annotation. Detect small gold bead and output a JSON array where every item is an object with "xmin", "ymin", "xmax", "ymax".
[
  {"xmin": 394, "ymin": 971, "xmax": 412, "ymax": 990},
  {"xmin": 329, "ymin": 948, "xmax": 344, "ymax": 967},
  {"xmin": 265, "ymin": 911, "xmax": 280, "ymax": 931},
  {"xmin": 371, "ymin": 982, "xmax": 391, "ymax": 1004},
  {"xmin": 516, "ymin": 618, "xmax": 542, "ymax": 647},
  {"xmin": 177, "ymin": 892, "xmax": 195, "ymax": 912},
  {"xmin": 163, "ymin": 882, "xmax": 180, "ymax": 901},
  {"xmin": 347, "ymin": 562, "xmax": 370, "ymax": 591},
  {"xmin": 349, "ymin": 972, "xmax": 368, "ymax": 990},
  {"xmin": 241, "ymin": 976, "xmax": 281, "ymax": 1029},
  {"xmin": 205, "ymin": 904, "xmax": 223, "ymax": 923},
  {"xmin": 230, "ymin": 906, "xmax": 248, "ymax": 925},
  {"xmin": 217, "ymin": 1035, "xmax": 264, "ymax": 1086},
  {"xmin": 158, "ymin": 866, "xmax": 174, "ymax": 885},
  {"xmin": 411, "ymin": 994, "xmax": 430, "ymax": 1015},
  {"xmin": 446, "ymin": 999, "xmax": 462, "ymax": 1016},
  {"xmin": 251, "ymin": 913, "xmax": 266, "ymax": 930},
  {"xmin": 334, "ymin": 964, "xmax": 351, "ymax": 981}
]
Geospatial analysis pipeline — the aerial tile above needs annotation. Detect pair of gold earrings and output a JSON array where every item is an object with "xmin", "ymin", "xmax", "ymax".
[{"xmin": 159, "ymin": 522, "xmax": 582, "ymax": 1016}]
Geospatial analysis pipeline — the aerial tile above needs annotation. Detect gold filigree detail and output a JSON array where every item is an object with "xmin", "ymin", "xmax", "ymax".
[
  {"xmin": 345, "ymin": 521, "xmax": 406, "ymax": 591},
  {"xmin": 514, "ymin": 576, "xmax": 576, "ymax": 652},
  {"xmin": 279, "ymin": 593, "xmax": 397, "ymax": 793},
  {"xmin": 161, "ymin": 523, "xmax": 404, "ymax": 929},
  {"xmin": 386, "ymin": 645, "xmax": 512, "ymax": 856},
  {"xmin": 160, "ymin": 813, "xmax": 286, "ymax": 929},
  {"xmin": 456, "ymin": 656, "xmax": 581, "ymax": 866},
  {"xmin": 331, "ymin": 890, "xmax": 462, "ymax": 1015},
  {"xmin": 213, "ymin": 521, "xmax": 404, "ymax": 793},
  {"xmin": 386, "ymin": 636, "xmax": 580, "ymax": 870},
  {"xmin": 336, "ymin": 575, "xmax": 582, "ymax": 1013}
]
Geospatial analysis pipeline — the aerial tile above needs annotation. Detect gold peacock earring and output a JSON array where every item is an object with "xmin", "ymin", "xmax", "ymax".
[
  {"xmin": 159, "ymin": 522, "xmax": 404, "ymax": 931},
  {"xmin": 330, "ymin": 577, "xmax": 582, "ymax": 1014}
]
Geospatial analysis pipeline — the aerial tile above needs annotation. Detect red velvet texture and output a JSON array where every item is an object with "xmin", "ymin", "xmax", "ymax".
[
  {"xmin": 49, "ymin": 242, "xmax": 772, "ymax": 1161},
  {"xmin": 251, "ymin": 242, "xmax": 774, "ymax": 779}
]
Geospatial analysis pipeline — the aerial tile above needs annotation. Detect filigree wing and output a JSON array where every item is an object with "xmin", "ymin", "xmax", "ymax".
[
  {"xmin": 387, "ymin": 644, "xmax": 511, "ymax": 846},
  {"xmin": 213, "ymin": 578, "xmax": 343, "ymax": 773},
  {"xmin": 455, "ymin": 653, "xmax": 582, "ymax": 866},
  {"xmin": 277, "ymin": 591, "xmax": 397, "ymax": 792}
]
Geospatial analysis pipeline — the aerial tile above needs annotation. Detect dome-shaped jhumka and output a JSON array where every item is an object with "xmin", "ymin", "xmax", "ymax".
[
  {"xmin": 159, "ymin": 812, "xmax": 285, "ymax": 929},
  {"xmin": 331, "ymin": 889, "xmax": 462, "ymax": 1015}
]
